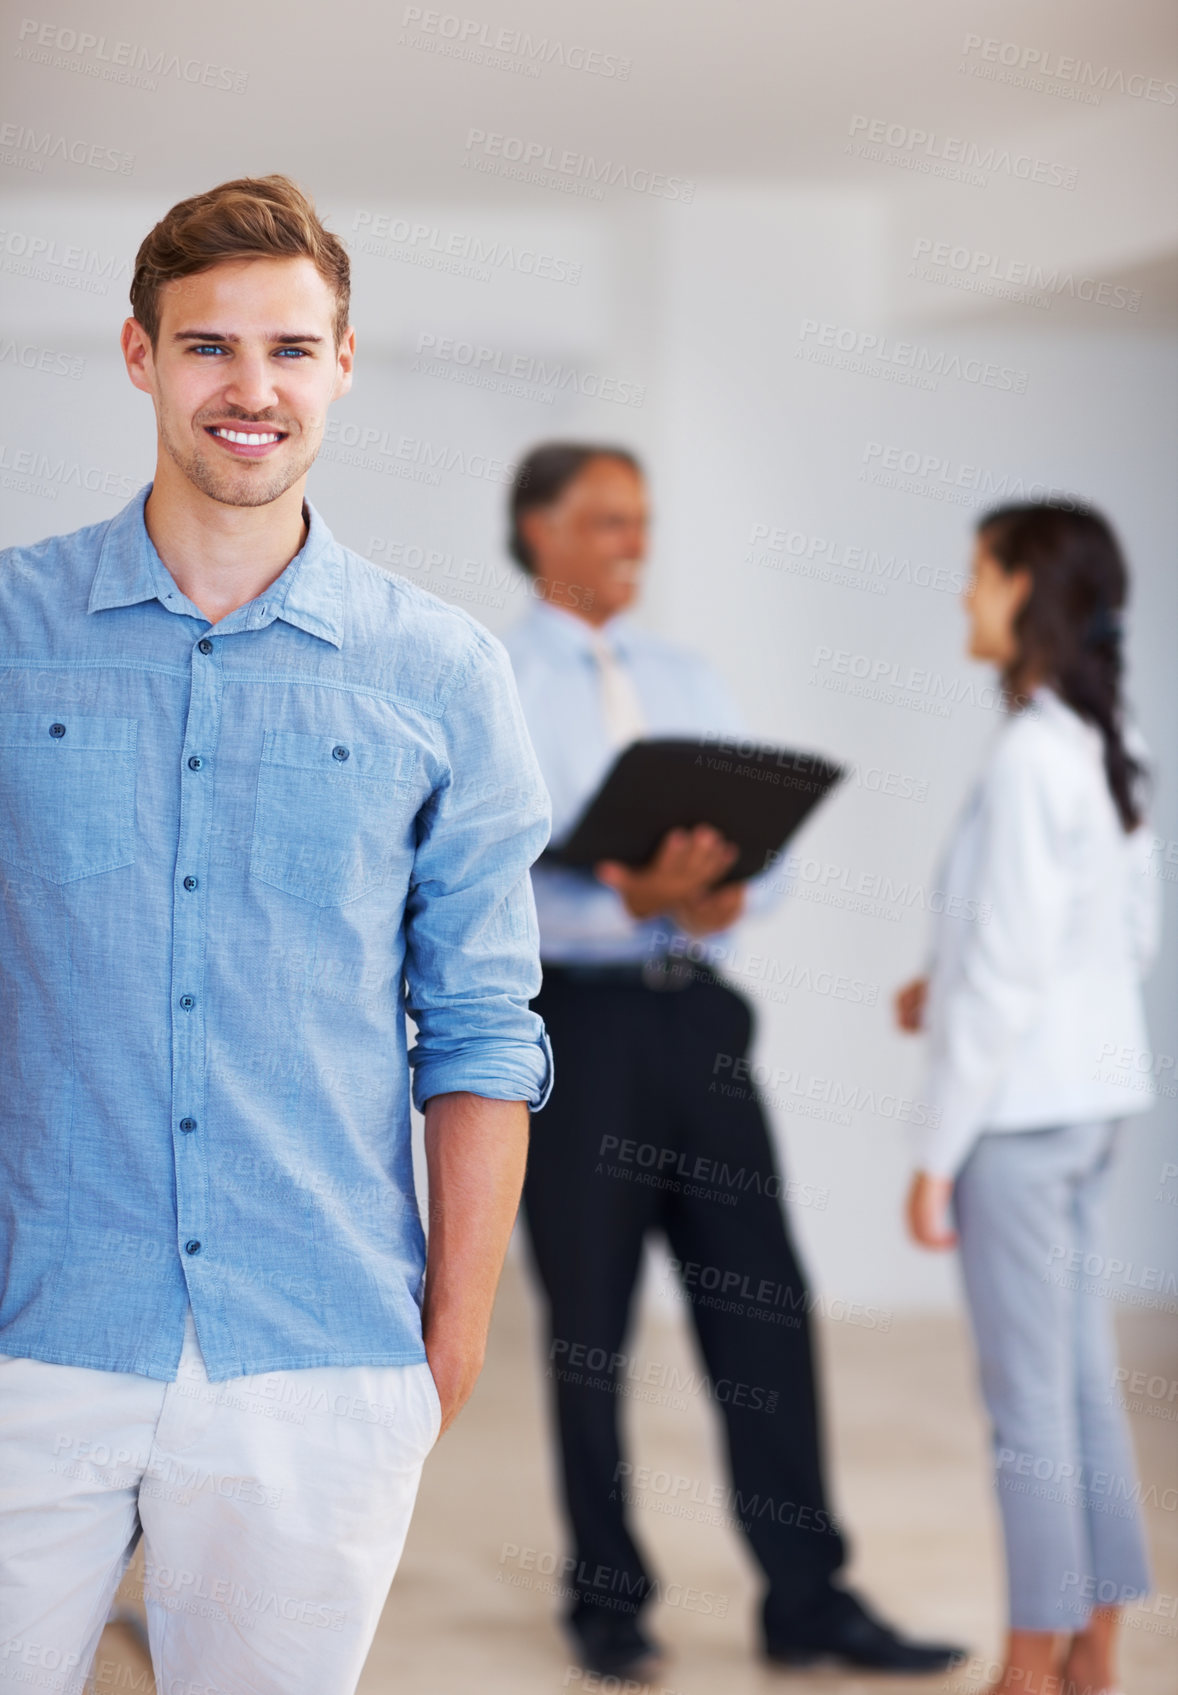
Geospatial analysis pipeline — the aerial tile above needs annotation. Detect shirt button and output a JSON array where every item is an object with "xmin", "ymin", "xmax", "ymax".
[
  {"xmin": 179, "ymin": 1117, "xmax": 197, "ymax": 1133},
  {"xmin": 197, "ymin": 638, "xmax": 213, "ymax": 654},
  {"xmin": 49, "ymin": 722, "xmax": 66, "ymax": 738},
  {"xmin": 183, "ymin": 875, "xmax": 198, "ymax": 891},
  {"xmin": 179, "ymin": 995, "xmax": 195, "ymax": 1011},
  {"xmin": 185, "ymin": 1240, "xmax": 201, "ymax": 1255},
  {"xmin": 332, "ymin": 744, "xmax": 350, "ymax": 762},
  {"xmin": 187, "ymin": 755, "xmax": 203, "ymax": 770}
]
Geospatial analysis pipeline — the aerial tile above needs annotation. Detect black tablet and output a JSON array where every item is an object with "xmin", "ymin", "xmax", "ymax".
[{"xmin": 543, "ymin": 737, "xmax": 844, "ymax": 885}]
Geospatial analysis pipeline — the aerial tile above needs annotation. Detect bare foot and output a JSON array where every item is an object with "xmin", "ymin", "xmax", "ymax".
[
  {"xmin": 976, "ymin": 1629, "xmax": 1068, "ymax": 1694},
  {"xmin": 1059, "ymin": 1659, "xmax": 1120, "ymax": 1695},
  {"xmin": 1061, "ymin": 1603, "xmax": 1122, "ymax": 1695}
]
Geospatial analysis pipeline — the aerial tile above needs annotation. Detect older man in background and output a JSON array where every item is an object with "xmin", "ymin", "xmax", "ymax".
[{"xmin": 500, "ymin": 441, "xmax": 962, "ymax": 1681}]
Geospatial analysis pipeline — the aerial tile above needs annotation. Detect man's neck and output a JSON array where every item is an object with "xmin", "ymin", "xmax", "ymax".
[
  {"xmin": 532, "ymin": 575, "xmax": 616, "ymax": 631},
  {"xmin": 144, "ymin": 455, "xmax": 309, "ymax": 626}
]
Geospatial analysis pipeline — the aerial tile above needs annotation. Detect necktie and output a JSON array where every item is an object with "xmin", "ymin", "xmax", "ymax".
[{"xmin": 588, "ymin": 630, "xmax": 646, "ymax": 750}]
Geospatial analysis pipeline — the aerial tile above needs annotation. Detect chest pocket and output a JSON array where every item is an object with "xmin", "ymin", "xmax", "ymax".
[
  {"xmin": 0, "ymin": 712, "xmax": 138, "ymax": 883},
  {"xmin": 250, "ymin": 729, "xmax": 421, "ymax": 907}
]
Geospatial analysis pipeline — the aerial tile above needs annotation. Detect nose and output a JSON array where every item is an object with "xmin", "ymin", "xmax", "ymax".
[{"xmin": 220, "ymin": 349, "xmax": 280, "ymax": 416}]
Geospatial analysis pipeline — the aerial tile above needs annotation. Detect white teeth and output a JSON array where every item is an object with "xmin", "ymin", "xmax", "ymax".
[{"xmin": 212, "ymin": 428, "xmax": 282, "ymax": 446}]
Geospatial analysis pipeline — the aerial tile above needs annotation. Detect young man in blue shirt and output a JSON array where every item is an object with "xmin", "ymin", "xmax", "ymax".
[{"xmin": 0, "ymin": 176, "xmax": 551, "ymax": 1693}]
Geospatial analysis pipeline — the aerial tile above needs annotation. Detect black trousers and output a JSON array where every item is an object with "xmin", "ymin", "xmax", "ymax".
[{"xmin": 521, "ymin": 964, "xmax": 847, "ymax": 1644}]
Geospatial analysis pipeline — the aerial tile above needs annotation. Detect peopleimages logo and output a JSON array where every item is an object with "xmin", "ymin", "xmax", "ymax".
[
  {"xmin": 0, "ymin": 337, "xmax": 84, "ymax": 379},
  {"xmin": 15, "ymin": 18, "xmax": 249, "ymax": 93},
  {"xmin": 0, "ymin": 119, "xmax": 134, "ymax": 174},
  {"xmin": 350, "ymin": 211, "xmax": 581, "ymax": 286},
  {"xmin": 860, "ymin": 439, "xmax": 1090, "ymax": 511},
  {"xmin": 960, "ymin": 33, "xmax": 1177, "ymax": 105},
  {"xmin": 910, "ymin": 237, "xmax": 1141, "ymax": 313},
  {"xmin": 462, "ymin": 128, "xmax": 694, "ymax": 202},
  {"xmin": 0, "ymin": 442, "xmax": 137, "ymax": 502},
  {"xmin": 798, "ymin": 318, "xmax": 1029, "ymax": 395},
  {"xmin": 847, "ymin": 114, "xmax": 1078, "ymax": 189},
  {"xmin": 747, "ymin": 521, "xmax": 968, "ymax": 596},
  {"xmin": 400, "ymin": 8, "xmax": 631, "ymax": 79},
  {"xmin": 413, "ymin": 331, "xmax": 646, "ymax": 407},
  {"xmin": 0, "ymin": 226, "xmax": 131, "ymax": 293}
]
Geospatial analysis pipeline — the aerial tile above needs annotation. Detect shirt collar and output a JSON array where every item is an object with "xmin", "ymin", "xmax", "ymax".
[
  {"xmin": 528, "ymin": 596, "xmax": 638, "ymax": 660},
  {"xmin": 88, "ymin": 483, "xmax": 345, "ymax": 649}
]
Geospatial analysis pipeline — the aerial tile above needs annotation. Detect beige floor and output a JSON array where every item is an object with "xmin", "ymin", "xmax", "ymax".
[{"xmin": 93, "ymin": 1262, "xmax": 1177, "ymax": 1694}]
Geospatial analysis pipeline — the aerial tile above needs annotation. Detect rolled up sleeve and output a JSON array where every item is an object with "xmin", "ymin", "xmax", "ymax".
[{"xmin": 404, "ymin": 632, "xmax": 554, "ymax": 1112}]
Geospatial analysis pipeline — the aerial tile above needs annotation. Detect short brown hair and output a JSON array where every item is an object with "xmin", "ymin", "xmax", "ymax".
[{"xmin": 130, "ymin": 174, "xmax": 350, "ymax": 346}]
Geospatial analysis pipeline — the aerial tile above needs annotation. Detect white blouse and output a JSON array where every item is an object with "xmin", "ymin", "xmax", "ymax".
[{"xmin": 918, "ymin": 686, "xmax": 1160, "ymax": 1176}]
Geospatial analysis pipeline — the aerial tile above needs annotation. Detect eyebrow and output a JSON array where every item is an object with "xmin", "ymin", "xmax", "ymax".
[{"xmin": 172, "ymin": 331, "xmax": 325, "ymax": 344}]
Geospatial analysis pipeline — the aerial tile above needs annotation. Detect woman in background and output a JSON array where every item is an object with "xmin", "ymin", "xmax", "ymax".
[{"xmin": 895, "ymin": 502, "xmax": 1159, "ymax": 1695}]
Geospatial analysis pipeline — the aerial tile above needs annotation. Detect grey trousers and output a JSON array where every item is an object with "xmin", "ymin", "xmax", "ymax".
[{"xmin": 954, "ymin": 1119, "xmax": 1152, "ymax": 1632}]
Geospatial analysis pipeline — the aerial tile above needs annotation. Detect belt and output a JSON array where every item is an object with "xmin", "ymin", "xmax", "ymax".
[{"xmin": 541, "ymin": 956, "xmax": 707, "ymax": 993}]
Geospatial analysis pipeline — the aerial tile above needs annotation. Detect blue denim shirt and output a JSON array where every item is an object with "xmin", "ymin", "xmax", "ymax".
[{"xmin": 0, "ymin": 487, "xmax": 553, "ymax": 1381}]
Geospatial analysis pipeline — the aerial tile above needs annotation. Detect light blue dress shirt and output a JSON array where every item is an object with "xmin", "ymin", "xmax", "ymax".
[
  {"xmin": 502, "ymin": 599, "xmax": 780, "ymax": 963},
  {"xmin": 0, "ymin": 487, "xmax": 552, "ymax": 1381}
]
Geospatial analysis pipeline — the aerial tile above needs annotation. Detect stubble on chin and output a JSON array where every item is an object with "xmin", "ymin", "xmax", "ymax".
[{"xmin": 160, "ymin": 418, "xmax": 318, "ymax": 509}]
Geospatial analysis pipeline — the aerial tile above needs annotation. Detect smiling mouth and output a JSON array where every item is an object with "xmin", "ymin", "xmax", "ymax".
[{"xmin": 206, "ymin": 425, "xmax": 288, "ymax": 447}]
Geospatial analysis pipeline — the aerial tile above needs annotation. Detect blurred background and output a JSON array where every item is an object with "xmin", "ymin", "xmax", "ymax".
[{"xmin": 3, "ymin": 1, "xmax": 1175, "ymax": 1689}]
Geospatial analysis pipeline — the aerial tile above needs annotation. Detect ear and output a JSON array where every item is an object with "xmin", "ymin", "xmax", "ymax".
[
  {"xmin": 518, "ymin": 505, "xmax": 551, "ymax": 566},
  {"xmin": 332, "ymin": 326, "xmax": 355, "ymax": 401},
  {"xmin": 122, "ymin": 317, "xmax": 155, "ymax": 396},
  {"xmin": 1008, "ymin": 564, "xmax": 1034, "ymax": 614}
]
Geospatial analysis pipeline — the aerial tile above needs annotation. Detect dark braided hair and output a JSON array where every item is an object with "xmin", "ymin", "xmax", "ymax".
[{"xmin": 977, "ymin": 501, "xmax": 1146, "ymax": 831}]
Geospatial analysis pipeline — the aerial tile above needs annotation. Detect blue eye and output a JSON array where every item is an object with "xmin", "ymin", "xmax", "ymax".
[
  {"xmin": 191, "ymin": 344, "xmax": 228, "ymax": 356},
  {"xmin": 275, "ymin": 348, "xmax": 309, "ymax": 357}
]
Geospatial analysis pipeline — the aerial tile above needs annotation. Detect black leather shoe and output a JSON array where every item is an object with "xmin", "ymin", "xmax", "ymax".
[
  {"xmin": 568, "ymin": 1617, "xmax": 667, "ymax": 1682},
  {"xmin": 765, "ymin": 1587, "xmax": 965, "ymax": 1674}
]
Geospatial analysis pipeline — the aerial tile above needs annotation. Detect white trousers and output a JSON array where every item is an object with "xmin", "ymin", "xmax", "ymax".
[{"xmin": 0, "ymin": 1307, "xmax": 441, "ymax": 1695}]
